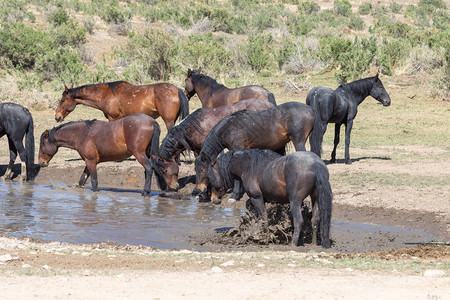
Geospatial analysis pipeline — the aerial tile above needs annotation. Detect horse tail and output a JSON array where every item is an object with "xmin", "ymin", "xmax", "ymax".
[
  {"xmin": 148, "ymin": 121, "xmax": 161, "ymax": 159},
  {"xmin": 268, "ymin": 92, "xmax": 277, "ymax": 106},
  {"xmin": 25, "ymin": 114, "xmax": 35, "ymax": 181},
  {"xmin": 314, "ymin": 160, "xmax": 332, "ymax": 248},
  {"xmin": 177, "ymin": 89, "xmax": 190, "ymax": 121},
  {"xmin": 307, "ymin": 91, "xmax": 322, "ymax": 157}
]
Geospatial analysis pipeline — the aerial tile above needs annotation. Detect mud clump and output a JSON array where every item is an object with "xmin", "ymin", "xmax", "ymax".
[{"xmin": 216, "ymin": 201, "xmax": 313, "ymax": 246}]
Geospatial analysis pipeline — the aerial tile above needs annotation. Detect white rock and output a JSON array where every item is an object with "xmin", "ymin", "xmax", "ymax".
[
  {"xmin": 220, "ymin": 260, "xmax": 235, "ymax": 267},
  {"xmin": 345, "ymin": 268, "xmax": 353, "ymax": 272},
  {"xmin": 0, "ymin": 254, "xmax": 13, "ymax": 262},
  {"xmin": 424, "ymin": 270, "xmax": 446, "ymax": 277},
  {"xmin": 42, "ymin": 265, "xmax": 51, "ymax": 270},
  {"xmin": 22, "ymin": 264, "xmax": 31, "ymax": 269},
  {"xmin": 257, "ymin": 263, "xmax": 265, "ymax": 268},
  {"xmin": 287, "ymin": 264, "xmax": 296, "ymax": 267},
  {"xmin": 209, "ymin": 266, "xmax": 224, "ymax": 273}
]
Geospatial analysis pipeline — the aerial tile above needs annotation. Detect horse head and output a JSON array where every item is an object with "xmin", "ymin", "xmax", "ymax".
[
  {"xmin": 153, "ymin": 156, "xmax": 180, "ymax": 191},
  {"xmin": 55, "ymin": 85, "xmax": 77, "ymax": 122},
  {"xmin": 370, "ymin": 73, "xmax": 391, "ymax": 107},
  {"xmin": 184, "ymin": 68, "xmax": 202, "ymax": 100},
  {"xmin": 208, "ymin": 159, "xmax": 226, "ymax": 205},
  {"xmin": 38, "ymin": 130, "xmax": 58, "ymax": 167},
  {"xmin": 193, "ymin": 152, "xmax": 210, "ymax": 200}
]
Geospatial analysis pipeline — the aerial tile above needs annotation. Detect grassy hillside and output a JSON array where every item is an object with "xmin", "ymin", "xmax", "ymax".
[{"xmin": 0, "ymin": 0, "xmax": 448, "ymax": 109}]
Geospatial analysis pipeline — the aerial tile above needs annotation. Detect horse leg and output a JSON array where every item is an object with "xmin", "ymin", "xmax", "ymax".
[
  {"xmin": 134, "ymin": 153, "xmax": 154, "ymax": 197},
  {"xmin": 310, "ymin": 194, "xmax": 320, "ymax": 246},
  {"xmin": 249, "ymin": 196, "xmax": 266, "ymax": 221},
  {"xmin": 78, "ymin": 166, "xmax": 90, "ymax": 187},
  {"xmin": 229, "ymin": 180, "xmax": 244, "ymax": 203},
  {"xmin": 2, "ymin": 138, "xmax": 18, "ymax": 180},
  {"xmin": 85, "ymin": 161, "xmax": 99, "ymax": 191},
  {"xmin": 11, "ymin": 137, "xmax": 27, "ymax": 182},
  {"xmin": 344, "ymin": 120, "xmax": 353, "ymax": 164},
  {"xmin": 330, "ymin": 123, "xmax": 342, "ymax": 164},
  {"xmin": 290, "ymin": 198, "xmax": 304, "ymax": 246}
]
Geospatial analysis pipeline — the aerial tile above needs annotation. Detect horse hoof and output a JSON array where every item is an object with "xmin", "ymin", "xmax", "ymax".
[
  {"xmin": 345, "ymin": 160, "xmax": 352, "ymax": 165},
  {"xmin": 142, "ymin": 191, "xmax": 150, "ymax": 197},
  {"xmin": 330, "ymin": 159, "xmax": 336, "ymax": 164}
]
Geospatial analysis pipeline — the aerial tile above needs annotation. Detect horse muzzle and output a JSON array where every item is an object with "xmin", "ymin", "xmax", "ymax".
[
  {"xmin": 39, "ymin": 160, "xmax": 49, "ymax": 167},
  {"xmin": 55, "ymin": 114, "xmax": 64, "ymax": 123}
]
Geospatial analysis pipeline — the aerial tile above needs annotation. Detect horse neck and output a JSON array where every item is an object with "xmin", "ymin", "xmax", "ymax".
[
  {"xmin": 52, "ymin": 124, "xmax": 85, "ymax": 150},
  {"xmin": 72, "ymin": 86, "xmax": 106, "ymax": 109},
  {"xmin": 340, "ymin": 78, "xmax": 374, "ymax": 105},
  {"xmin": 194, "ymin": 77, "xmax": 225, "ymax": 104},
  {"xmin": 160, "ymin": 134, "xmax": 184, "ymax": 160}
]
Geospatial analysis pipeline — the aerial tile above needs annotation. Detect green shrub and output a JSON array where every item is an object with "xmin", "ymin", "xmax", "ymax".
[
  {"xmin": 358, "ymin": 3, "xmax": 372, "ymax": 15},
  {"xmin": 49, "ymin": 19, "xmax": 87, "ymax": 47},
  {"xmin": 298, "ymin": 1, "xmax": 320, "ymax": 15},
  {"xmin": 348, "ymin": 15, "xmax": 365, "ymax": 30},
  {"xmin": 287, "ymin": 15, "xmax": 314, "ymax": 36},
  {"xmin": 47, "ymin": 7, "xmax": 69, "ymax": 26},
  {"xmin": 277, "ymin": 39, "xmax": 296, "ymax": 70},
  {"xmin": 334, "ymin": 0, "xmax": 352, "ymax": 17},
  {"xmin": 390, "ymin": 2, "xmax": 402, "ymax": 14},
  {"xmin": 376, "ymin": 38, "xmax": 410, "ymax": 75},
  {"xmin": 247, "ymin": 34, "xmax": 273, "ymax": 72},
  {"xmin": 0, "ymin": 0, "xmax": 34, "ymax": 23},
  {"xmin": 36, "ymin": 47, "xmax": 86, "ymax": 84}
]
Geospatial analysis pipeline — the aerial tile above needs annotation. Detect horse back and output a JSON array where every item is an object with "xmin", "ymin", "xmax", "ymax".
[{"xmin": 0, "ymin": 103, "xmax": 32, "ymax": 136}]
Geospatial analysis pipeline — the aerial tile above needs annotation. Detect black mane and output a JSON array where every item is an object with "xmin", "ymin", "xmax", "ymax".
[
  {"xmin": 337, "ymin": 76, "xmax": 376, "ymax": 97},
  {"xmin": 191, "ymin": 72, "xmax": 224, "ymax": 94},
  {"xmin": 68, "ymin": 81, "xmax": 127, "ymax": 97},
  {"xmin": 43, "ymin": 120, "xmax": 97, "ymax": 144},
  {"xmin": 159, "ymin": 109, "xmax": 205, "ymax": 160}
]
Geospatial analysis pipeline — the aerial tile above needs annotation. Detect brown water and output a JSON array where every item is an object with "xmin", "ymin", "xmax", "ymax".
[{"xmin": 0, "ymin": 181, "xmax": 438, "ymax": 252}]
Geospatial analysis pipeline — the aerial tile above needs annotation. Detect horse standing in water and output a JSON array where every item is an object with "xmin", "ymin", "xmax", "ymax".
[
  {"xmin": 184, "ymin": 68, "xmax": 276, "ymax": 108},
  {"xmin": 39, "ymin": 114, "xmax": 160, "ymax": 196},
  {"xmin": 55, "ymin": 81, "xmax": 189, "ymax": 130},
  {"xmin": 153, "ymin": 99, "xmax": 274, "ymax": 191},
  {"xmin": 306, "ymin": 73, "xmax": 391, "ymax": 164},
  {"xmin": 208, "ymin": 149, "xmax": 332, "ymax": 248},
  {"xmin": 194, "ymin": 102, "xmax": 315, "ymax": 202},
  {"xmin": 0, "ymin": 103, "xmax": 35, "ymax": 181}
]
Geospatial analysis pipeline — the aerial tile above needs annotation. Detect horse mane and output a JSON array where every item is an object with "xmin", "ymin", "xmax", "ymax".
[
  {"xmin": 68, "ymin": 81, "xmax": 127, "ymax": 97},
  {"xmin": 44, "ymin": 120, "xmax": 97, "ymax": 144},
  {"xmin": 200, "ymin": 129, "xmax": 225, "ymax": 165},
  {"xmin": 246, "ymin": 149, "xmax": 282, "ymax": 174},
  {"xmin": 191, "ymin": 72, "xmax": 224, "ymax": 94},
  {"xmin": 337, "ymin": 76, "xmax": 376, "ymax": 97},
  {"xmin": 215, "ymin": 151, "xmax": 234, "ymax": 190},
  {"xmin": 160, "ymin": 109, "xmax": 205, "ymax": 160}
]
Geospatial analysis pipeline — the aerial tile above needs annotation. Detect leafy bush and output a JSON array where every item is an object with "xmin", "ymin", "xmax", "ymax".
[
  {"xmin": 0, "ymin": 0, "xmax": 35, "ymax": 23},
  {"xmin": 390, "ymin": 2, "xmax": 402, "ymax": 14},
  {"xmin": 348, "ymin": 15, "xmax": 365, "ymax": 30},
  {"xmin": 247, "ymin": 34, "xmax": 274, "ymax": 72},
  {"xmin": 334, "ymin": 0, "xmax": 352, "ymax": 17},
  {"xmin": 49, "ymin": 19, "xmax": 87, "ymax": 47},
  {"xmin": 47, "ymin": 7, "xmax": 69, "ymax": 26},
  {"xmin": 298, "ymin": 1, "xmax": 320, "ymax": 15},
  {"xmin": 376, "ymin": 38, "xmax": 410, "ymax": 75},
  {"xmin": 36, "ymin": 47, "xmax": 86, "ymax": 84},
  {"xmin": 358, "ymin": 3, "xmax": 372, "ymax": 15}
]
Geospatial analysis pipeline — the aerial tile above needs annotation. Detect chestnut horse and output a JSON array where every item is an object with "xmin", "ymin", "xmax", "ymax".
[
  {"xmin": 184, "ymin": 68, "xmax": 276, "ymax": 108},
  {"xmin": 153, "ymin": 98, "xmax": 274, "ymax": 191},
  {"xmin": 55, "ymin": 81, "xmax": 189, "ymax": 130},
  {"xmin": 39, "ymin": 114, "xmax": 160, "ymax": 196},
  {"xmin": 194, "ymin": 102, "xmax": 315, "ymax": 202},
  {"xmin": 307, "ymin": 74, "xmax": 391, "ymax": 164},
  {"xmin": 208, "ymin": 149, "xmax": 332, "ymax": 248}
]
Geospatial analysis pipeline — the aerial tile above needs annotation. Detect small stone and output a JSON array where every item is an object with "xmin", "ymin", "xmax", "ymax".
[
  {"xmin": 22, "ymin": 264, "xmax": 31, "ymax": 269},
  {"xmin": 257, "ymin": 263, "xmax": 265, "ymax": 268},
  {"xmin": 345, "ymin": 268, "xmax": 353, "ymax": 272},
  {"xmin": 209, "ymin": 266, "xmax": 223, "ymax": 273},
  {"xmin": 220, "ymin": 260, "xmax": 235, "ymax": 267},
  {"xmin": 81, "ymin": 252, "xmax": 91, "ymax": 256},
  {"xmin": 0, "ymin": 254, "xmax": 13, "ymax": 262},
  {"xmin": 287, "ymin": 264, "xmax": 296, "ymax": 267},
  {"xmin": 42, "ymin": 265, "xmax": 51, "ymax": 270}
]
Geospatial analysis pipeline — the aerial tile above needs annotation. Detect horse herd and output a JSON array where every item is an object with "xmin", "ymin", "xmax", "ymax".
[{"xmin": 0, "ymin": 68, "xmax": 391, "ymax": 248}]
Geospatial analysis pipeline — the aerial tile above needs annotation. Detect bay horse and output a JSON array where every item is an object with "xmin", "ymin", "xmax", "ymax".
[
  {"xmin": 0, "ymin": 103, "xmax": 34, "ymax": 181},
  {"xmin": 184, "ymin": 68, "xmax": 276, "ymax": 108},
  {"xmin": 306, "ymin": 73, "xmax": 391, "ymax": 164},
  {"xmin": 55, "ymin": 81, "xmax": 189, "ymax": 130},
  {"xmin": 194, "ymin": 101, "xmax": 315, "ymax": 202},
  {"xmin": 39, "ymin": 113, "xmax": 160, "ymax": 196},
  {"xmin": 208, "ymin": 149, "xmax": 332, "ymax": 248},
  {"xmin": 153, "ymin": 99, "xmax": 274, "ymax": 191}
]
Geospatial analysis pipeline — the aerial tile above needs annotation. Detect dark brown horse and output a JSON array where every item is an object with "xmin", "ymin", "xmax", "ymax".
[
  {"xmin": 184, "ymin": 68, "xmax": 276, "ymax": 108},
  {"xmin": 194, "ymin": 101, "xmax": 315, "ymax": 202},
  {"xmin": 55, "ymin": 81, "xmax": 189, "ymax": 130},
  {"xmin": 39, "ymin": 113, "xmax": 160, "ymax": 196},
  {"xmin": 208, "ymin": 149, "xmax": 332, "ymax": 248},
  {"xmin": 153, "ymin": 98, "xmax": 274, "ymax": 191}
]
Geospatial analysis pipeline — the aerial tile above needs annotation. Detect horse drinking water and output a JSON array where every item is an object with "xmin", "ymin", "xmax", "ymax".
[
  {"xmin": 208, "ymin": 149, "xmax": 333, "ymax": 248},
  {"xmin": 153, "ymin": 99, "xmax": 274, "ymax": 191},
  {"xmin": 194, "ymin": 102, "xmax": 315, "ymax": 202},
  {"xmin": 0, "ymin": 103, "xmax": 34, "ymax": 181},
  {"xmin": 55, "ymin": 81, "xmax": 189, "ymax": 130},
  {"xmin": 184, "ymin": 68, "xmax": 276, "ymax": 108},
  {"xmin": 306, "ymin": 73, "xmax": 391, "ymax": 164},
  {"xmin": 39, "ymin": 113, "xmax": 160, "ymax": 196}
]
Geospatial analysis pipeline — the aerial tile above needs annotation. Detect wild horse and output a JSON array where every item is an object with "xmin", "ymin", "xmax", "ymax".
[
  {"xmin": 39, "ymin": 113, "xmax": 160, "ymax": 196},
  {"xmin": 153, "ymin": 99, "xmax": 274, "ymax": 191},
  {"xmin": 208, "ymin": 149, "xmax": 332, "ymax": 248},
  {"xmin": 0, "ymin": 103, "xmax": 35, "ymax": 181},
  {"xmin": 194, "ymin": 101, "xmax": 315, "ymax": 202},
  {"xmin": 55, "ymin": 81, "xmax": 189, "ymax": 130},
  {"xmin": 307, "ymin": 73, "xmax": 391, "ymax": 164},
  {"xmin": 184, "ymin": 68, "xmax": 276, "ymax": 108}
]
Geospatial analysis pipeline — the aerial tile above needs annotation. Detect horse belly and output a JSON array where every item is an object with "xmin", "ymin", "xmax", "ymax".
[{"xmin": 258, "ymin": 165, "xmax": 289, "ymax": 204}]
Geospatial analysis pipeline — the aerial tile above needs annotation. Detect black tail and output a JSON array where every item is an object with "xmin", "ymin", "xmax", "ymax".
[
  {"xmin": 314, "ymin": 160, "xmax": 332, "ymax": 248},
  {"xmin": 148, "ymin": 121, "xmax": 160, "ymax": 159},
  {"xmin": 177, "ymin": 89, "xmax": 190, "ymax": 122},
  {"xmin": 25, "ymin": 116, "xmax": 35, "ymax": 181},
  {"xmin": 306, "ymin": 92, "xmax": 322, "ymax": 157},
  {"xmin": 268, "ymin": 92, "xmax": 277, "ymax": 106}
]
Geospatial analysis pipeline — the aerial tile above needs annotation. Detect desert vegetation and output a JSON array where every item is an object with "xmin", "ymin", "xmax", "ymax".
[{"xmin": 0, "ymin": 0, "xmax": 448, "ymax": 108}]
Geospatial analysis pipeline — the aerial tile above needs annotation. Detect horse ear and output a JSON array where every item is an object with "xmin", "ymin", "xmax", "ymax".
[
  {"xmin": 375, "ymin": 72, "xmax": 379, "ymax": 81},
  {"xmin": 187, "ymin": 69, "xmax": 192, "ymax": 77},
  {"xmin": 64, "ymin": 84, "xmax": 69, "ymax": 93},
  {"xmin": 43, "ymin": 130, "xmax": 49, "ymax": 139},
  {"xmin": 198, "ymin": 67, "xmax": 202, "ymax": 73}
]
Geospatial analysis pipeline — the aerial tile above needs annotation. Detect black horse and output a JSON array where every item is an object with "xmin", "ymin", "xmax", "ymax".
[
  {"xmin": 306, "ymin": 73, "xmax": 391, "ymax": 164},
  {"xmin": 0, "ymin": 103, "xmax": 35, "ymax": 181},
  {"xmin": 194, "ymin": 102, "xmax": 315, "ymax": 201},
  {"xmin": 208, "ymin": 149, "xmax": 332, "ymax": 248},
  {"xmin": 153, "ymin": 99, "xmax": 274, "ymax": 191}
]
